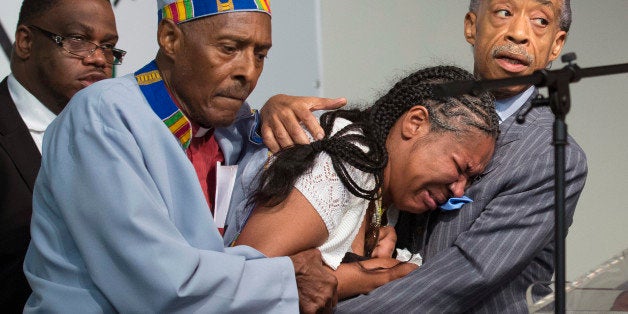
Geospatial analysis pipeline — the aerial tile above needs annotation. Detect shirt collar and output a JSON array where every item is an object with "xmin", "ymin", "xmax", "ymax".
[
  {"xmin": 495, "ymin": 85, "xmax": 535, "ymax": 124},
  {"xmin": 7, "ymin": 74, "xmax": 57, "ymax": 132},
  {"xmin": 193, "ymin": 124, "xmax": 212, "ymax": 138}
]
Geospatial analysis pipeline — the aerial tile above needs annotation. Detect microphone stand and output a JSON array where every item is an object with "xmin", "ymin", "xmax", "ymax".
[{"xmin": 434, "ymin": 53, "xmax": 628, "ymax": 314}]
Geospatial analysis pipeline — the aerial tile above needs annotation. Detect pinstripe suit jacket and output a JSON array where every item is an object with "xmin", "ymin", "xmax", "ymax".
[{"xmin": 336, "ymin": 90, "xmax": 588, "ymax": 313}]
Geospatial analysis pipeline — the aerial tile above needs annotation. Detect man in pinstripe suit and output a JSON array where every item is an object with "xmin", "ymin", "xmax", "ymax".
[
  {"xmin": 332, "ymin": 0, "xmax": 588, "ymax": 312},
  {"xmin": 260, "ymin": 0, "xmax": 587, "ymax": 312}
]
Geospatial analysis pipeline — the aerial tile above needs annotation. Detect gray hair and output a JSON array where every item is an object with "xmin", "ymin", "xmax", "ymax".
[{"xmin": 469, "ymin": 0, "xmax": 571, "ymax": 32}]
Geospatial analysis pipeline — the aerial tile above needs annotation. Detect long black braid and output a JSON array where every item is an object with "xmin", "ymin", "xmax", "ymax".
[{"xmin": 251, "ymin": 65, "xmax": 500, "ymax": 207}]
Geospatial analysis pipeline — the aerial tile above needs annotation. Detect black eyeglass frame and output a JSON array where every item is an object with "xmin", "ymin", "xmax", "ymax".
[{"xmin": 28, "ymin": 25, "xmax": 127, "ymax": 65}]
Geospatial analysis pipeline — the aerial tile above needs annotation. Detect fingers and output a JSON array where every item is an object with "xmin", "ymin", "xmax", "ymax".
[
  {"xmin": 370, "ymin": 244, "xmax": 394, "ymax": 259},
  {"xmin": 371, "ymin": 226, "xmax": 397, "ymax": 258},
  {"xmin": 260, "ymin": 94, "xmax": 312, "ymax": 152},
  {"xmin": 358, "ymin": 257, "xmax": 403, "ymax": 270},
  {"xmin": 260, "ymin": 113, "xmax": 294, "ymax": 153},
  {"xmin": 260, "ymin": 95, "xmax": 348, "ymax": 152},
  {"xmin": 300, "ymin": 97, "xmax": 347, "ymax": 141},
  {"xmin": 260, "ymin": 126, "xmax": 280, "ymax": 153},
  {"xmin": 296, "ymin": 108, "xmax": 324, "ymax": 142},
  {"xmin": 277, "ymin": 109, "xmax": 311, "ymax": 145},
  {"xmin": 388, "ymin": 260, "xmax": 419, "ymax": 280},
  {"xmin": 334, "ymin": 258, "xmax": 417, "ymax": 299},
  {"xmin": 290, "ymin": 249, "xmax": 338, "ymax": 314},
  {"xmin": 378, "ymin": 225, "xmax": 397, "ymax": 241},
  {"xmin": 309, "ymin": 97, "xmax": 347, "ymax": 111},
  {"xmin": 358, "ymin": 257, "xmax": 418, "ymax": 282}
]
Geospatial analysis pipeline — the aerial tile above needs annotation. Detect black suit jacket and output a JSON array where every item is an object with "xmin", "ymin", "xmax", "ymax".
[{"xmin": 0, "ymin": 77, "xmax": 40, "ymax": 312}]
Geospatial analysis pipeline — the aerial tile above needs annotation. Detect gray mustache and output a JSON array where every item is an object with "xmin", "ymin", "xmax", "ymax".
[{"xmin": 491, "ymin": 44, "xmax": 534, "ymax": 64}]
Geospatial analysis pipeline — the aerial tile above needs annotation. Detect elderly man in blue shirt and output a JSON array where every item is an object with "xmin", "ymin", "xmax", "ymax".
[{"xmin": 23, "ymin": 1, "xmax": 341, "ymax": 312}]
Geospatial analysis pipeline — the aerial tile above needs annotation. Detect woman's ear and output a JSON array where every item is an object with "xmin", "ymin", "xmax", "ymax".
[{"xmin": 400, "ymin": 105, "xmax": 431, "ymax": 139}]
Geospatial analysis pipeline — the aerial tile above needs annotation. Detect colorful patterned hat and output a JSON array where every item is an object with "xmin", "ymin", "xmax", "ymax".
[{"xmin": 158, "ymin": 0, "xmax": 271, "ymax": 24}]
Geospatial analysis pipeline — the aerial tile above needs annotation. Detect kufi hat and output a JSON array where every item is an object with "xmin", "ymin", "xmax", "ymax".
[{"xmin": 157, "ymin": 0, "xmax": 271, "ymax": 24}]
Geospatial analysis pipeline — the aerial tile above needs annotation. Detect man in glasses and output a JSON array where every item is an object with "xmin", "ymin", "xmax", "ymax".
[
  {"xmin": 0, "ymin": 0, "xmax": 122, "ymax": 311},
  {"xmin": 27, "ymin": 25, "xmax": 125, "ymax": 69}
]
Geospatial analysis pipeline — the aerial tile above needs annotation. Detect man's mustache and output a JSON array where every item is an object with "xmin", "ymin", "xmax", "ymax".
[
  {"xmin": 216, "ymin": 84, "xmax": 251, "ymax": 101},
  {"xmin": 491, "ymin": 43, "xmax": 534, "ymax": 65}
]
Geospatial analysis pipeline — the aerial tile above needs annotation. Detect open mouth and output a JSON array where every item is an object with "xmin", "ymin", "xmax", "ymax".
[
  {"xmin": 494, "ymin": 51, "xmax": 532, "ymax": 73},
  {"xmin": 499, "ymin": 56, "xmax": 526, "ymax": 65}
]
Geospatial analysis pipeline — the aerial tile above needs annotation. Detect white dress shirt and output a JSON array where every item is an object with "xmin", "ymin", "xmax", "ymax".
[
  {"xmin": 495, "ymin": 85, "xmax": 535, "ymax": 124},
  {"xmin": 7, "ymin": 74, "xmax": 56, "ymax": 153}
]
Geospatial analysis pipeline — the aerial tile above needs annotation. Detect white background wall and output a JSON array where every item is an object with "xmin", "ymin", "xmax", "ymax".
[{"xmin": 1, "ymin": 0, "xmax": 626, "ymax": 281}]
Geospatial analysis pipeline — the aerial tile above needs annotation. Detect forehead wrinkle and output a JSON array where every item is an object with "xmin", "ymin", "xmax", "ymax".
[
  {"xmin": 534, "ymin": 0, "xmax": 560, "ymax": 14},
  {"xmin": 485, "ymin": 0, "xmax": 555, "ymax": 9},
  {"xmin": 535, "ymin": 0, "xmax": 554, "ymax": 7},
  {"xmin": 191, "ymin": 14, "xmax": 271, "ymax": 49}
]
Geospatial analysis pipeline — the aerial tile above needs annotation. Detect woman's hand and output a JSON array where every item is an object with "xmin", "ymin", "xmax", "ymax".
[
  {"xmin": 333, "ymin": 257, "xmax": 418, "ymax": 300},
  {"xmin": 370, "ymin": 226, "xmax": 397, "ymax": 258}
]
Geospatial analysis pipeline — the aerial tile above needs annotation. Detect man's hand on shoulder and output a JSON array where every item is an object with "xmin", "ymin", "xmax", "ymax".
[{"xmin": 260, "ymin": 94, "xmax": 346, "ymax": 152}]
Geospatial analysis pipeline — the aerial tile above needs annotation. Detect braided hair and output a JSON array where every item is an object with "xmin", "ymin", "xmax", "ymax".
[{"xmin": 252, "ymin": 65, "xmax": 500, "ymax": 207}]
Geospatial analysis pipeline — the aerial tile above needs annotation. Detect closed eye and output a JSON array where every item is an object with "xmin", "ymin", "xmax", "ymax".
[
  {"xmin": 255, "ymin": 51, "xmax": 268, "ymax": 62},
  {"xmin": 221, "ymin": 45, "xmax": 237, "ymax": 54}
]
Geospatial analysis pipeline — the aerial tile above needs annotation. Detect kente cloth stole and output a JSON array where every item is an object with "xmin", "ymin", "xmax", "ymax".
[{"xmin": 134, "ymin": 61, "xmax": 192, "ymax": 150}]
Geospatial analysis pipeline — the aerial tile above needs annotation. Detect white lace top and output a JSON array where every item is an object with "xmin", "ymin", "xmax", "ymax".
[{"xmin": 294, "ymin": 118, "xmax": 375, "ymax": 269}]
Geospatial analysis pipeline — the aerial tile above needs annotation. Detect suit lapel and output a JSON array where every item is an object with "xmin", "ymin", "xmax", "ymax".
[{"xmin": 0, "ymin": 77, "xmax": 42, "ymax": 191}]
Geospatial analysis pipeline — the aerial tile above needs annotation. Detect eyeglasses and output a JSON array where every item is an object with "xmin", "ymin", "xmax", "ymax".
[{"xmin": 28, "ymin": 25, "xmax": 127, "ymax": 65}]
